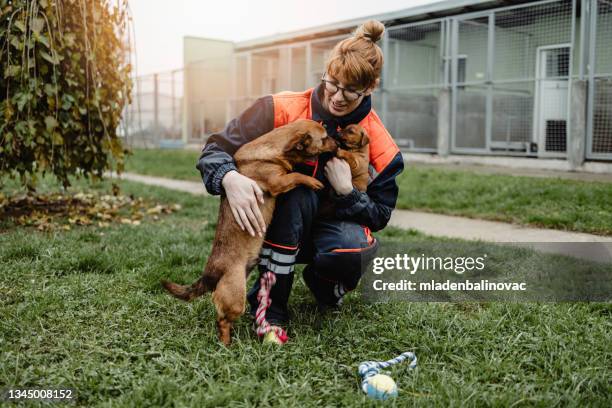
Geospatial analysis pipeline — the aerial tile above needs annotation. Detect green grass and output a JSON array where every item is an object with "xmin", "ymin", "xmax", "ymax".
[
  {"xmin": 397, "ymin": 165, "xmax": 612, "ymax": 236},
  {"xmin": 1, "ymin": 178, "xmax": 610, "ymax": 406},
  {"xmin": 124, "ymin": 149, "xmax": 612, "ymax": 235},
  {"xmin": 125, "ymin": 148, "xmax": 202, "ymax": 181}
]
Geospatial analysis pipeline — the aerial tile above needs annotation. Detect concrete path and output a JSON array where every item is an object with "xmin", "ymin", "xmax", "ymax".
[
  {"xmin": 390, "ymin": 211, "xmax": 612, "ymax": 263},
  {"xmin": 117, "ymin": 172, "xmax": 612, "ymax": 261},
  {"xmin": 389, "ymin": 210, "xmax": 612, "ymax": 243},
  {"xmin": 116, "ymin": 173, "xmax": 209, "ymax": 196}
]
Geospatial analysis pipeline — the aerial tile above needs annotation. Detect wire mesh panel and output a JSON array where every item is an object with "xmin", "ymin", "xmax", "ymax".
[
  {"xmin": 457, "ymin": 16, "xmax": 489, "ymax": 84},
  {"xmin": 122, "ymin": 75, "xmax": 156, "ymax": 148},
  {"xmin": 387, "ymin": 22, "xmax": 443, "ymax": 87},
  {"xmin": 189, "ymin": 98, "xmax": 231, "ymax": 142},
  {"xmin": 187, "ymin": 57, "xmax": 232, "ymax": 143},
  {"xmin": 251, "ymin": 50, "xmax": 280, "ymax": 96},
  {"xmin": 310, "ymin": 38, "xmax": 340, "ymax": 87},
  {"xmin": 494, "ymin": 1, "xmax": 572, "ymax": 156},
  {"xmin": 453, "ymin": 16, "xmax": 489, "ymax": 151},
  {"xmin": 385, "ymin": 21, "xmax": 443, "ymax": 152},
  {"xmin": 450, "ymin": 0, "xmax": 575, "ymax": 156},
  {"xmin": 234, "ymin": 55, "xmax": 249, "ymax": 99},
  {"xmin": 386, "ymin": 89, "xmax": 439, "ymax": 151},
  {"xmin": 157, "ymin": 71, "xmax": 184, "ymax": 142},
  {"xmin": 290, "ymin": 46, "xmax": 307, "ymax": 91},
  {"xmin": 122, "ymin": 71, "xmax": 183, "ymax": 148},
  {"xmin": 535, "ymin": 45, "xmax": 571, "ymax": 154},
  {"xmin": 592, "ymin": 79, "xmax": 612, "ymax": 156},
  {"xmin": 493, "ymin": 0, "xmax": 573, "ymax": 81},
  {"xmin": 455, "ymin": 85, "xmax": 487, "ymax": 149},
  {"xmin": 588, "ymin": 0, "xmax": 612, "ymax": 159},
  {"xmin": 594, "ymin": 0, "xmax": 612, "ymax": 77},
  {"xmin": 491, "ymin": 81, "xmax": 535, "ymax": 150}
]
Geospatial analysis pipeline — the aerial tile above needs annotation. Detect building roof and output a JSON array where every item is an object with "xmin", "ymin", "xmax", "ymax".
[{"xmin": 235, "ymin": 0, "xmax": 535, "ymax": 51}]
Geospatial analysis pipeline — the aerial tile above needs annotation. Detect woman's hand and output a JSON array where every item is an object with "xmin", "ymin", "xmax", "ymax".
[
  {"xmin": 324, "ymin": 158, "xmax": 354, "ymax": 196},
  {"xmin": 221, "ymin": 170, "xmax": 266, "ymax": 237}
]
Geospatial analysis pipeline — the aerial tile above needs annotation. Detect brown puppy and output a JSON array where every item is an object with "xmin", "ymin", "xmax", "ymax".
[
  {"xmin": 318, "ymin": 124, "xmax": 370, "ymax": 218},
  {"xmin": 162, "ymin": 119, "xmax": 337, "ymax": 345},
  {"xmin": 335, "ymin": 124, "xmax": 370, "ymax": 192}
]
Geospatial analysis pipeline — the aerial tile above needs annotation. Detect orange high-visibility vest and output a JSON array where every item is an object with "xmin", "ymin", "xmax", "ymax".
[{"xmin": 272, "ymin": 88, "xmax": 400, "ymax": 176}]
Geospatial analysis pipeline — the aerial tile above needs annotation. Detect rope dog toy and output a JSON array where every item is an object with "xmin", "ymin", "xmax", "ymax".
[
  {"xmin": 255, "ymin": 272, "xmax": 288, "ymax": 344},
  {"xmin": 358, "ymin": 351, "xmax": 417, "ymax": 399}
]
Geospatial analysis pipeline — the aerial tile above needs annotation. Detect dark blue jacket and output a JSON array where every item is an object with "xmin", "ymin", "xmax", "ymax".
[{"xmin": 196, "ymin": 84, "xmax": 404, "ymax": 232}]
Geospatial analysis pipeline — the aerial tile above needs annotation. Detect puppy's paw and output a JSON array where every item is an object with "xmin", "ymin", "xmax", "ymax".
[{"xmin": 307, "ymin": 179, "xmax": 324, "ymax": 190}]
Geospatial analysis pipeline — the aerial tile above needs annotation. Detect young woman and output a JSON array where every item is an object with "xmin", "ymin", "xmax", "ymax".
[{"xmin": 197, "ymin": 20, "xmax": 404, "ymax": 343}]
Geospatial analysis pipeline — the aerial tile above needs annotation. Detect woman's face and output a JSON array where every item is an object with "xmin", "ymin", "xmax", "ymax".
[{"xmin": 320, "ymin": 74, "xmax": 372, "ymax": 117}]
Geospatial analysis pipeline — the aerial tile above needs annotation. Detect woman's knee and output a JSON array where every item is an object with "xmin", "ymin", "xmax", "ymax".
[{"xmin": 311, "ymin": 239, "xmax": 379, "ymax": 290}]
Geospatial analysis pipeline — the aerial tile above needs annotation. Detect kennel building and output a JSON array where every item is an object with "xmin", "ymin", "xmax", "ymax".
[{"xmin": 128, "ymin": 0, "xmax": 612, "ymax": 168}]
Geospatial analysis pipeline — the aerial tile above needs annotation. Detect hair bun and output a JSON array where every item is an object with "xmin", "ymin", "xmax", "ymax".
[{"xmin": 354, "ymin": 20, "xmax": 385, "ymax": 43}]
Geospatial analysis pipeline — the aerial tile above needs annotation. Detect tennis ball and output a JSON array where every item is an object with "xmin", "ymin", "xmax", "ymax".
[
  {"xmin": 366, "ymin": 374, "xmax": 398, "ymax": 400},
  {"xmin": 263, "ymin": 331, "xmax": 283, "ymax": 345}
]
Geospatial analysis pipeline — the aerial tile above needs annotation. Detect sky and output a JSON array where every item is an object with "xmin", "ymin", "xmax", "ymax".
[{"xmin": 128, "ymin": 0, "xmax": 440, "ymax": 76}]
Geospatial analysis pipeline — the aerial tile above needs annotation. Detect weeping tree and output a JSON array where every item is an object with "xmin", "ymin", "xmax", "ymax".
[{"xmin": 0, "ymin": 0, "xmax": 131, "ymax": 189}]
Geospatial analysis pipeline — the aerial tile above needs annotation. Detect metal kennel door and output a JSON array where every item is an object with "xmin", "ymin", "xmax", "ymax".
[{"xmin": 533, "ymin": 45, "xmax": 571, "ymax": 157}]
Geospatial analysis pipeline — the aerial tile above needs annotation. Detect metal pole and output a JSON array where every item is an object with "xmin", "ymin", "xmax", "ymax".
[
  {"xmin": 451, "ymin": 18, "xmax": 459, "ymax": 152},
  {"xmin": 579, "ymin": 0, "xmax": 587, "ymax": 79},
  {"xmin": 246, "ymin": 53, "xmax": 253, "ymax": 103},
  {"xmin": 381, "ymin": 30, "xmax": 389, "ymax": 125},
  {"xmin": 305, "ymin": 42, "xmax": 312, "ymax": 87},
  {"xmin": 287, "ymin": 46, "xmax": 292, "ymax": 90},
  {"xmin": 485, "ymin": 12, "xmax": 495, "ymax": 152},
  {"xmin": 567, "ymin": 0, "xmax": 578, "ymax": 162},
  {"xmin": 229, "ymin": 55, "xmax": 237, "ymax": 121},
  {"xmin": 182, "ymin": 66, "xmax": 190, "ymax": 145},
  {"xmin": 153, "ymin": 73, "xmax": 159, "ymax": 146},
  {"xmin": 171, "ymin": 70, "xmax": 176, "ymax": 138},
  {"xmin": 585, "ymin": 0, "xmax": 597, "ymax": 159}
]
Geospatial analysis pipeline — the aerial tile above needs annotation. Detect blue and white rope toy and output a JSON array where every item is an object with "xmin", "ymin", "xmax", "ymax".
[{"xmin": 358, "ymin": 352, "xmax": 417, "ymax": 400}]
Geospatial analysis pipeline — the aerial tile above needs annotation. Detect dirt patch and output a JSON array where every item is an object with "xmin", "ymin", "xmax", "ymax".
[{"xmin": 0, "ymin": 191, "xmax": 181, "ymax": 232}]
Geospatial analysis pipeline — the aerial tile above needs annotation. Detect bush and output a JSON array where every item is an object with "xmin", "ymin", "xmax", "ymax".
[{"xmin": 0, "ymin": 0, "xmax": 131, "ymax": 188}]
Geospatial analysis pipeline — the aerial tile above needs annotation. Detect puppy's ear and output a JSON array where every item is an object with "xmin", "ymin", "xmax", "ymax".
[
  {"xmin": 284, "ymin": 132, "xmax": 312, "ymax": 153},
  {"xmin": 359, "ymin": 130, "xmax": 370, "ymax": 147}
]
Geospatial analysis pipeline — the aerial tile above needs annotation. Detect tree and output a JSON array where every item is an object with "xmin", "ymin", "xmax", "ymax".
[{"xmin": 0, "ymin": 0, "xmax": 131, "ymax": 188}]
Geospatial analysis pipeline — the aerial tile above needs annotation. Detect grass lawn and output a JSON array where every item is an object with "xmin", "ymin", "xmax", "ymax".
[
  {"xmin": 124, "ymin": 148, "xmax": 612, "ymax": 235},
  {"xmin": 1, "ymin": 178, "xmax": 610, "ymax": 406},
  {"xmin": 397, "ymin": 165, "xmax": 612, "ymax": 236},
  {"xmin": 124, "ymin": 148, "xmax": 202, "ymax": 182}
]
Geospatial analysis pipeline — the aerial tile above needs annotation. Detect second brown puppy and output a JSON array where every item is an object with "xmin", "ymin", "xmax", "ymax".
[
  {"xmin": 335, "ymin": 124, "xmax": 370, "ymax": 192},
  {"xmin": 162, "ymin": 119, "xmax": 337, "ymax": 345}
]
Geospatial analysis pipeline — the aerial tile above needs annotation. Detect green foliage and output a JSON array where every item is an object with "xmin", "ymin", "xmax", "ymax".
[{"xmin": 0, "ymin": 0, "xmax": 131, "ymax": 188}]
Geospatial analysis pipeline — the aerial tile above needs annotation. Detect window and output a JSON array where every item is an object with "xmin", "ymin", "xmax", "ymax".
[
  {"xmin": 545, "ymin": 48, "xmax": 569, "ymax": 78},
  {"xmin": 445, "ymin": 55, "xmax": 467, "ymax": 87}
]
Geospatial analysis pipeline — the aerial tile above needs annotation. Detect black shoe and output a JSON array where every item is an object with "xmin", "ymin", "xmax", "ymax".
[{"xmin": 303, "ymin": 265, "xmax": 344, "ymax": 309}]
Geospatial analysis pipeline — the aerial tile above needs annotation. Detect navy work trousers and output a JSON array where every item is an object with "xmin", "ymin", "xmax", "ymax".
[{"xmin": 246, "ymin": 185, "xmax": 379, "ymax": 324}]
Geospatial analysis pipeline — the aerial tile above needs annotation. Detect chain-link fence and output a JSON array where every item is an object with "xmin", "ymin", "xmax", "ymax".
[
  {"xmin": 380, "ymin": 0, "xmax": 591, "ymax": 158},
  {"xmin": 384, "ymin": 21, "xmax": 444, "ymax": 152},
  {"xmin": 122, "ymin": 70, "xmax": 183, "ymax": 148},
  {"xmin": 230, "ymin": 36, "xmax": 346, "ymax": 120},
  {"xmin": 451, "ymin": 0, "xmax": 575, "ymax": 156}
]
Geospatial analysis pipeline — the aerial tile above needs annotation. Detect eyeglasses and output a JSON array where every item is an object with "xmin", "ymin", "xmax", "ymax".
[{"xmin": 321, "ymin": 76, "xmax": 365, "ymax": 102}]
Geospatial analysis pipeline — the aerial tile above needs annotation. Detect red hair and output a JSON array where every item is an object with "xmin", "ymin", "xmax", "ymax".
[{"xmin": 326, "ymin": 20, "xmax": 385, "ymax": 90}]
